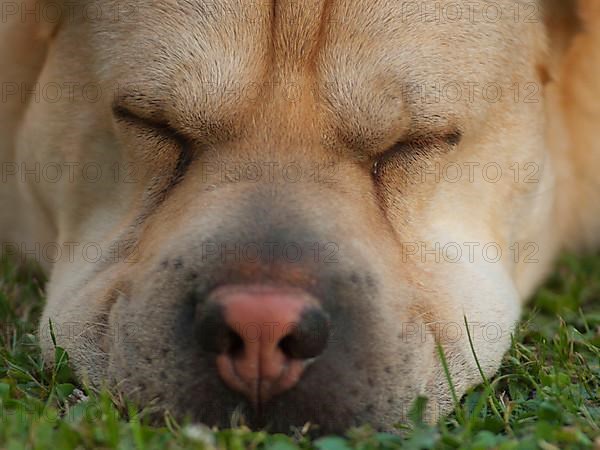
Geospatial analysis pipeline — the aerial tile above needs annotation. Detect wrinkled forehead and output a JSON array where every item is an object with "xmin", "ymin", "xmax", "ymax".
[{"xmin": 79, "ymin": 0, "xmax": 540, "ymax": 143}]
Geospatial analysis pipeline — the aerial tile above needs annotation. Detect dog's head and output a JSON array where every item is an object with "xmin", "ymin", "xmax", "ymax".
[{"xmin": 22, "ymin": 0, "xmax": 559, "ymax": 433}]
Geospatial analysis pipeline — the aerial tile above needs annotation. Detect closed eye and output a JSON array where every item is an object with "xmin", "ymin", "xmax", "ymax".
[
  {"xmin": 371, "ymin": 130, "xmax": 462, "ymax": 178},
  {"xmin": 111, "ymin": 103, "xmax": 195, "ymax": 186},
  {"xmin": 112, "ymin": 104, "xmax": 189, "ymax": 146}
]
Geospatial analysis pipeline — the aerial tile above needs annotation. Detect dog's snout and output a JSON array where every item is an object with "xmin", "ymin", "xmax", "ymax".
[{"xmin": 195, "ymin": 285, "xmax": 330, "ymax": 406}]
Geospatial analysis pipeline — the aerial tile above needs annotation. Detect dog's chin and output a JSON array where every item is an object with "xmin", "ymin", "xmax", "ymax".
[{"xmin": 145, "ymin": 389, "xmax": 382, "ymax": 435}]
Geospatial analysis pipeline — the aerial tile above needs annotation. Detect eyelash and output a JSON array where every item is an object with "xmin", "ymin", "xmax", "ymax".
[
  {"xmin": 371, "ymin": 131, "xmax": 462, "ymax": 178},
  {"xmin": 371, "ymin": 144, "xmax": 405, "ymax": 177}
]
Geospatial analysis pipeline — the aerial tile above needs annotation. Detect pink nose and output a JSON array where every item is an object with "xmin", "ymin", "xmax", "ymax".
[{"xmin": 196, "ymin": 286, "xmax": 330, "ymax": 406}]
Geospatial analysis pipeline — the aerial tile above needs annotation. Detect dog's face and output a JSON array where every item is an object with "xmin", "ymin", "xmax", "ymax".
[{"xmin": 24, "ymin": 0, "xmax": 557, "ymax": 433}]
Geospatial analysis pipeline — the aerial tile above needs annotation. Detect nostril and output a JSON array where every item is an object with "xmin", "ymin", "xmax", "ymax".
[
  {"xmin": 195, "ymin": 301, "xmax": 231, "ymax": 354},
  {"xmin": 226, "ymin": 329, "xmax": 244, "ymax": 356},
  {"xmin": 196, "ymin": 290, "xmax": 331, "ymax": 359},
  {"xmin": 279, "ymin": 334, "xmax": 307, "ymax": 359},
  {"xmin": 279, "ymin": 308, "xmax": 330, "ymax": 360},
  {"xmin": 195, "ymin": 299, "xmax": 246, "ymax": 356}
]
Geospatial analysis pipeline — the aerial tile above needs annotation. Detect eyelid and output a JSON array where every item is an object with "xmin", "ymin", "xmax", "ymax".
[{"xmin": 113, "ymin": 104, "xmax": 170, "ymax": 131}]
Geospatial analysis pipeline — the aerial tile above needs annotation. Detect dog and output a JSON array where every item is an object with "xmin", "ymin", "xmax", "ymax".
[{"xmin": 1, "ymin": 0, "xmax": 599, "ymax": 434}]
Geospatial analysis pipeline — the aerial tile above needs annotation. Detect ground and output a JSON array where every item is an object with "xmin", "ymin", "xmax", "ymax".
[{"xmin": 0, "ymin": 255, "xmax": 599, "ymax": 450}]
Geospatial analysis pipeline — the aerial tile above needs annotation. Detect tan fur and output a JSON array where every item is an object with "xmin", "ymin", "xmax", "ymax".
[{"xmin": 1, "ymin": 0, "xmax": 598, "ymax": 433}]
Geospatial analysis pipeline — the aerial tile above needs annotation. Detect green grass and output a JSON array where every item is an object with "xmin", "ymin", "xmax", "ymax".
[{"xmin": 1, "ymin": 256, "xmax": 599, "ymax": 450}]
